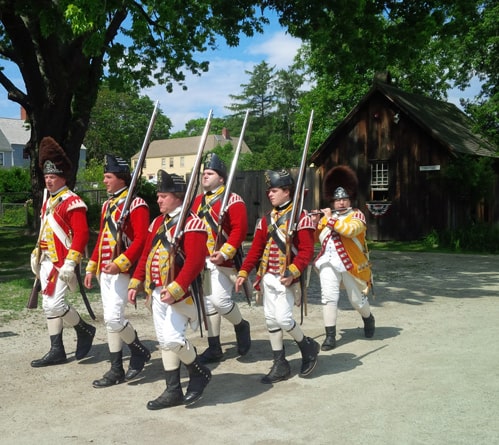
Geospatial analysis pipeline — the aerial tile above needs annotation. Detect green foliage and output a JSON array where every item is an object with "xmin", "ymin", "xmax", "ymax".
[
  {"xmin": 426, "ymin": 224, "xmax": 499, "ymax": 254},
  {"xmin": 442, "ymin": 155, "xmax": 495, "ymax": 205},
  {"xmin": 0, "ymin": 168, "xmax": 31, "ymax": 202},
  {"xmin": 84, "ymin": 86, "xmax": 172, "ymax": 162}
]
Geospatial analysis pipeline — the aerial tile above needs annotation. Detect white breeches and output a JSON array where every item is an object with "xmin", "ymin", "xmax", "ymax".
[
  {"xmin": 40, "ymin": 257, "xmax": 70, "ymax": 318},
  {"xmin": 317, "ymin": 263, "xmax": 370, "ymax": 315},
  {"xmin": 99, "ymin": 272, "xmax": 130, "ymax": 332},
  {"xmin": 204, "ymin": 260, "xmax": 236, "ymax": 315},
  {"xmin": 262, "ymin": 273, "xmax": 298, "ymax": 332},
  {"xmin": 151, "ymin": 287, "xmax": 198, "ymax": 352}
]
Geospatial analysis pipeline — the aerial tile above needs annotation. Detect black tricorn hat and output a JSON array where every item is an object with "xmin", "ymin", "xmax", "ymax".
[
  {"xmin": 104, "ymin": 154, "xmax": 130, "ymax": 174},
  {"xmin": 265, "ymin": 169, "xmax": 294, "ymax": 189},
  {"xmin": 39, "ymin": 136, "xmax": 72, "ymax": 178},
  {"xmin": 323, "ymin": 165, "xmax": 358, "ymax": 201},
  {"xmin": 157, "ymin": 170, "xmax": 187, "ymax": 194},
  {"xmin": 204, "ymin": 153, "xmax": 227, "ymax": 180}
]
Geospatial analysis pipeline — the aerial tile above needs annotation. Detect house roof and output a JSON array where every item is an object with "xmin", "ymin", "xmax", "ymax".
[
  {"xmin": 132, "ymin": 133, "xmax": 251, "ymax": 160},
  {"xmin": 311, "ymin": 80, "xmax": 498, "ymax": 164},
  {"xmin": 0, "ymin": 117, "xmax": 30, "ymax": 146}
]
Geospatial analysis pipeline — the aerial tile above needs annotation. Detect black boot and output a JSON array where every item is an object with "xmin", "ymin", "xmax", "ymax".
[
  {"xmin": 74, "ymin": 318, "xmax": 96, "ymax": 360},
  {"xmin": 147, "ymin": 368, "xmax": 184, "ymax": 410},
  {"xmin": 297, "ymin": 337, "xmax": 320, "ymax": 377},
  {"xmin": 363, "ymin": 314, "xmax": 375, "ymax": 338},
  {"xmin": 31, "ymin": 333, "xmax": 67, "ymax": 367},
  {"xmin": 260, "ymin": 349, "xmax": 291, "ymax": 384},
  {"xmin": 125, "ymin": 332, "xmax": 151, "ymax": 380},
  {"xmin": 321, "ymin": 326, "xmax": 336, "ymax": 351},
  {"xmin": 198, "ymin": 336, "xmax": 223, "ymax": 364},
  {"xmin": 234, "ymin": 319, "xmax": 251, "ymax": 356},
  {"xmin": 184, "ymin": 357, "xmax": 212, "ymax": 406},
  {"xmin": 92, "ymin": 351, "xmax": 125, "ymax": 388}
]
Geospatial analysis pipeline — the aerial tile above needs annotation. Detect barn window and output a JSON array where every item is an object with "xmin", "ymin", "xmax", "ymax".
[{"xmin": 370, "ymin": 161, "xmax": 389, "ymax": 200}]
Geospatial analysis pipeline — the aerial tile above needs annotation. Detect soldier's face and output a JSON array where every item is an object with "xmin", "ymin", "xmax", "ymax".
[
  {"xmin": 103, "ymin": 173, "xmax": 125, "ymax": 194},
  {"xmin": 157, "ymin": 192, "xmax": 181, "ymax": 215},
  {"xmin": 44, "ymin": 174, "xmax": 66, "ymax": 193},
  {"xmin": 202, "ymin": 169, "xmax": 223, "ymax": 192},
  {"xmin": 267, "ymin": 187, "xmax": 290, "ymax": 207}
]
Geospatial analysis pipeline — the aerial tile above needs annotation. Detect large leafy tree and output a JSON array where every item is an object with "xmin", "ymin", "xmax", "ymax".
[
  {"xmin": 274, "ymin": 0, "xmax": 498, "ymax": 152},
  {"xmin": 0, "ymin": 0, "xmax": 269, "ymax": 214}
]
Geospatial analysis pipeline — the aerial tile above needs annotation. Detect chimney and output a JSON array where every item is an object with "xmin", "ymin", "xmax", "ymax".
[{"xmin": 222, "ymin": 127, "xmax": 230, "ymax": 140}]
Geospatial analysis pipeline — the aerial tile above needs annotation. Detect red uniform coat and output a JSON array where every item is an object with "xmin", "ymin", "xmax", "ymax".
[
  {"xmin": 86, "ymin": 188, "xmax": 149, "ymax": 274},
  {"xmin": 40, "ymin": 187, "xmax": 89, "ymax": 267},
  {"xmin": 191, "ymin": 186, "xmax": 248, "ymax": 267},
  {"xmin": 238, "ymin": 204, "xmax": 314, "ymax": 286},
  {"xmin": 131, "ymin": 210, "xmax": 208, "ymax": 302}
]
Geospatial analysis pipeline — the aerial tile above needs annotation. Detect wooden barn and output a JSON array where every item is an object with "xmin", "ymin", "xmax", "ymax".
[{"xmin": 310, "ymin": 76, "xmax": 499, "ymax": 241}]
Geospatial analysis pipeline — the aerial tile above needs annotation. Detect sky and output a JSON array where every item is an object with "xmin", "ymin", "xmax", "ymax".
[
  {"xmin": 0, "ymin": 12, "xmax": 481, "ymax": 133},
  {"xmin": 0, "ymin": 14, "xmax": 302, "ymax": 133}
]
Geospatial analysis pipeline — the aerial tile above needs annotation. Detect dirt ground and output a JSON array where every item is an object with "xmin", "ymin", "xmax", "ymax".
[{"xmin": 1, "ymin": 250, "xmax": 499, "ymax": 445}]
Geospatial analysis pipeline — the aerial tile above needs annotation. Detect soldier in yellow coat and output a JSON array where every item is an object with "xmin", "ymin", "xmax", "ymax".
[{"xmin": 312, "ymin": 165, "xmax": 375, "ymax": 351}]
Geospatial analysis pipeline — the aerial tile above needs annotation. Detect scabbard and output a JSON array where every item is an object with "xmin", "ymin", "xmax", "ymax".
[{"xmin": 76, "ymin": 267, "xmax": 96, "ymax": 320}]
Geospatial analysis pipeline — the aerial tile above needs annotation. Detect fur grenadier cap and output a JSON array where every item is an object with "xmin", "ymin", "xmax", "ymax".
[
  {"xmin": 39, "ymin": 136, "xmax": 72, "ymax": 178},
  {"xmin": 323, "ymin": 165, "xmax": 358, "ymax": 201},
  {"xmin": 265, "ymin": 169, "xmax": 294, "ymax": 189},
  {"xmin": 104, "ymin": 154, "xmax": 130, "ymax": 174},
  {"xmin": 157, "ymin": 170, "xmax": 186, "ymax": 194},
  {"xmin": 204, "ymin": 153, "xmax": 227, "ymax": 180}
]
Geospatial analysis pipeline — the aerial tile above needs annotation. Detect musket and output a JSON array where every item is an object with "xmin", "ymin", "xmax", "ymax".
[
  {"xmin": 27, "ymin": 188, "xmax": 49, "ymax": 309},
  {"xmin": 114, "ymin": 100, "xmax": 159, "ymax": 257},
  {"xmin": 285, "ymin": 110, "xmax": 314, "ymax": 324},
  {"xmin": 215, "ymin": 110, "xmax": 252, "ymax": 305},
  {"xmin": 169, "ymin": 110, "xmax": 213, "ymax": 333}
]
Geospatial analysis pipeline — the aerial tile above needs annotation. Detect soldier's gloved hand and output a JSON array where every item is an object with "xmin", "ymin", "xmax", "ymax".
[
  {"xmin": 59, "ymin": 259, "xmax": 77, "ymax": 285},
  {"xmin": 30, "ymin": 249, "xmax": 40, "ymax": 278}
]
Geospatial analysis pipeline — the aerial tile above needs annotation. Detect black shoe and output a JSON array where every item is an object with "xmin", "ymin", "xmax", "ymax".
[
  {"xmin": 198, "ymin": 336, "xmax": 223, "ymax": 364},
  {"xmin": 31, "ymin": 333, "xmax": 67, "ymax": 367},
  {"xmin": 92, "ymin": 368, "xmax": 125, "ymax": 388},
  {"xmin": 297, "ymin": 337, "xmax": 320, "ymax": 377},
  {"xmin": 321, "ymin": 326, "xmax": 336, "ymax": 351},
  {"xmin": 363, "ymin": 314, "xmax": 375, "ymax": 338},
  {"xmin": 184, "ymin": 359, "xmax": 212, "ymax": 406},
  {"xmin": 234, "ymin": 319, "xmax": 251, "ymax": 356},
  {"xmin": 147, "ymin": 390, "xmax": 184, "ymax": 410},
  {"xmin": 125, "ymin": 333, "xmax": 151, "ymax": 380},
  {"xmin": 261, "ymin": 350, "xmax": 291, "ymax": 384},
  {"xmin": 31, "ymin": 349, "xmax": 67, "ymax": 367},
  {"xmin": 74, "ymin": 320, "xmax": 96, "ymax": 360}
]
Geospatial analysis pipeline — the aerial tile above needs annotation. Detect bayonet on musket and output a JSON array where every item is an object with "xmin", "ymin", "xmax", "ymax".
[
  {"xmin": 214, "ymin": 110, "xmax": 253, "ymax": 305},
  {"xmin": 169, "ymin": 110, "xmax": 213, "ymax": 334},
  {"xmin": 285, "ymin": 110, "xmax": 314, "ymax": 323},
  {"xmin": 114, "ymin": 100, "xmax": 159, "ymax": 257}
]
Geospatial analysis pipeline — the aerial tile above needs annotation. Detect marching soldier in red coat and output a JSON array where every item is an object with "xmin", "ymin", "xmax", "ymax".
[
  {"xmin": 128, "ymin": 170, "xmax": 211, "ymax": 409},
  {"xmin": 191, "ymin": 153, "xmax": 251, "ymax": 363},
  {"xmin": 30, "ymin": 137, "xmax": 95, "ymax": 367},
  {"xmin": 85, "ymin": 155, "xmax": 151, "ymax": 387},
  {"xmin": 235, "ymin": 170, "xmax": 319, "ymax": 384}
]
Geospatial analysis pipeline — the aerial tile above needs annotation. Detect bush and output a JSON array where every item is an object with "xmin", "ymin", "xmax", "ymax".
[{"xmin": 427, "ymin": 224, "xmax": 499, "ymax": 254}]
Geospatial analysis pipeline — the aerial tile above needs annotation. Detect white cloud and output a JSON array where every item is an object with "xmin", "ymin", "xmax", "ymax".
[
  {"xmin": 247, "ymin": 31, "xmax": 302, "ymax": 68},
  {"xmin": 146, "ymin": 31, "xmax": 303, "ymax": 132}
]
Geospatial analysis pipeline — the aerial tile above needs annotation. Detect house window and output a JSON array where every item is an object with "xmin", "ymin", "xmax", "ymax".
[
  {"xmin": 0, "ymin": 152, "xmax": 4, "ymax": 166},
  {"xmin": 161, "ymin": 158, "xmax": 166, "ymax": 167},
  {"xmin": 180, "ymin": 156, "xmax": 185, "ymax": 168},
  {"xmin": 370, "ymin": 161, "xmax": 389, "ymax": 201},
  {"xmin": 169, "ymin": 157, "xmax": 174, "ymax": 168}
]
